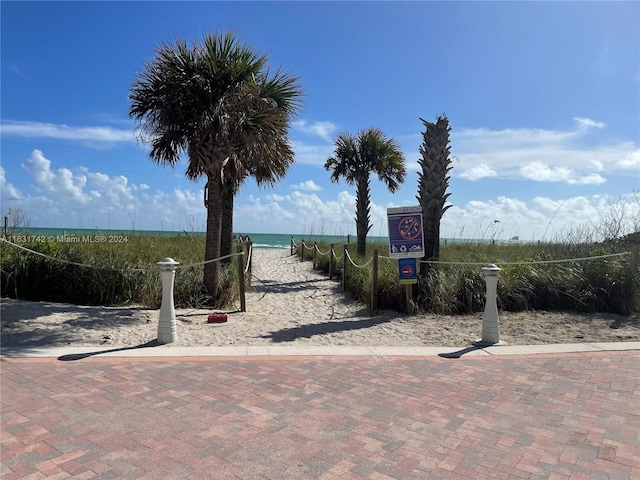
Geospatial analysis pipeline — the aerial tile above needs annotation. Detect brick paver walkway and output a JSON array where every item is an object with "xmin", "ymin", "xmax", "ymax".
[{"xmin": 1, "ymin": 352, "xmax": 638, "ymax": 479}]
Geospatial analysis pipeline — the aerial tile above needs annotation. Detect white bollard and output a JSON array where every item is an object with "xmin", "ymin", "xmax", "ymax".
[
  {"xmin": 475, "ymin": 264, "xmax": 506, "ymax": 347},
  {"xmin": 157, "ymin": 257, "xmax": 179, "ymax": 344}
]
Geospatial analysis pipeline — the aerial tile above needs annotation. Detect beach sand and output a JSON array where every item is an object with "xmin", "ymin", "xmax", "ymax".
[{"xmin": 1, "ymin": 249, "xmax": 638, "ymax": 348}]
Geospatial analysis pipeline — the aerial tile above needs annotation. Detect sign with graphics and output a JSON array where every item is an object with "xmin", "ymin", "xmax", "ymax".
[
  {"xmin": 398, "ymin": 258, "xmax": 418, "ymax": 284},
  {"xmin": 387, "ymin": 206, "xmax": 424, "ymax": 258}
]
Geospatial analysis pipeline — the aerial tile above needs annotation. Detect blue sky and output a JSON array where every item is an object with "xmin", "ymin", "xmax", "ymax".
[{"xmin": 2, "ymin": 1, "xmax": 639, "ymax": 240}]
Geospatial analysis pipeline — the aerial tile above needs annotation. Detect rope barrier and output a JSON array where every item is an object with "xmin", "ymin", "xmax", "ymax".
[
  {"xmin": 344, "ymin": 249, "xmax": 373, "ymax": 269},
  {"xmin": 497, "ymin": 251, "xmax": 630, "ymax": 265},
  {"xmin": 314, "ymin": 244, "xmax": 330, "ymax": 256},
  {"xmin": 0, "ymin": 237, "xmax": 245, "ymax": 272},
  {"xmin": 414, "ymin": 251, "xmax": 631, "ymax": 267},
  {"xmin": 0, "ymin": 238, "xmax": 149, "ymax": 272},
  {"xmin": 175, "ymin": 252, "xmax": 243, "ymax": 269},
  {"xmin": 244, "ymin": 244, "xmax": 252, "ymax": 274},
  {"xmin": 12, "ymin": 227, "xmax": 621, "ymax": 274}
]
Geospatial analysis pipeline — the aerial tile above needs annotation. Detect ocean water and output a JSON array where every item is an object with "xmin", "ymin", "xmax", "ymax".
[{"xmin": 4, "ymin": 227, "xmax": 390, "ymax": 249}]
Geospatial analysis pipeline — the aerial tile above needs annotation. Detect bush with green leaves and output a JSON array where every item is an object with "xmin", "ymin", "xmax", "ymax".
[
  {"xmin": 295, "ymin": 237, "xmax": 638, "ymax": 315},
  {"xmin": 1, "ymin": 234, "xmax": 249, "ymax": 308}
]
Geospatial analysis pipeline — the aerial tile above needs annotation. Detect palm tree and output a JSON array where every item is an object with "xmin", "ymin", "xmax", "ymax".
[
  {"xmin": 416, "ymin": 115, "xmax": 453, "ymax": 263},
  {"xmin": 325, "ymin": 128, "xmax": 406, "ymax": 256},
  {"xmin": 129, "ymin": 32, "xmax": 302, "ymax": 300}
]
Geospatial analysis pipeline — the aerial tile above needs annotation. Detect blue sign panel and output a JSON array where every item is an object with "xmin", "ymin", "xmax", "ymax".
[
  {"xmin": 398, "ymin": 258, "xmax": 418, "ymax": 284},
  {"xmin": 387, "ymin": 206, "xmax": 424, "ymax": 258}
]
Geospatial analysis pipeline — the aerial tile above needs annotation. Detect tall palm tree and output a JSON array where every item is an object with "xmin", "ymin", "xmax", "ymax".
[
  {"xmin": 416, "ymin": 115, "xmax": 453, "ymax": 263},
  {"xmin": 129, "ymin": 32, "xmax": 302, "ymax": 300},
  {"xmin": 325, "ymin": 128, "xmax": 406, "ymax": 256}
]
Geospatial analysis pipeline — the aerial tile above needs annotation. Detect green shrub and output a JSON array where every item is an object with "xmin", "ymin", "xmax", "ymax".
[
  {"xmin": 0, "ymin": 234, "xmax": 248, "ymax": 309},
  {"xmin": 294, "ymin": 238, "xmax": 638, "ymax": 315}
]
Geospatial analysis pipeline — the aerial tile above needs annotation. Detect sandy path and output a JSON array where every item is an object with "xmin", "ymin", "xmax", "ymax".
[{"xmin": 1, "ymin": 249, "xmax": 638, "ymax": 348}]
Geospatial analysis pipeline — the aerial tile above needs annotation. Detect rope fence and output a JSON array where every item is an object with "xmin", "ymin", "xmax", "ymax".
[
  {"xmin": 290, "ymin": 236, "xmax": 638, "ymax": 314},
  {"xmin": 0, "ymin": 236, "xmax": 254, "ymax": 312},
  {"xmin": 0, "ymin": 237, "xmax": 246, "ymax": 272}
]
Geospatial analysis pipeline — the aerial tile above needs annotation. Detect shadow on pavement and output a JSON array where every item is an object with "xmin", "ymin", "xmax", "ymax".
[
  {"xmin": 438, "ymin": 346, "xmax": 484, "ymax": 359},
  {"xmin": 57, "ymin": 340, "xmax": 160, "ymax": 361}
]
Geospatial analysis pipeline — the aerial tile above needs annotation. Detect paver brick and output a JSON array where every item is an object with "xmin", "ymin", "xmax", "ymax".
[{"xmin": 1, "ymin": 351, "xmax": 638, "ymax": 479}]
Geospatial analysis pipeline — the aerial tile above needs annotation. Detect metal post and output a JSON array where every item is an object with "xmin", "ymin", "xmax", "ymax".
[
  {"xmin": 475, "ymin": 264, "xmax": 505, "ymax": 346},
  {"xmin": 157, "ymin": 257, "xmax": 179, "ymax": 344}
]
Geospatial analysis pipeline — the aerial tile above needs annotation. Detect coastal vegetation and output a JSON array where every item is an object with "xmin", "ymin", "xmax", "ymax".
[
  {"xmin": 0, "ymin": 234, "xmax": 248, "ymax": 309},
  {"xmin": 296, "ymin": 231, "xmax": 639, "ymax": 315},
  {"xmin": 324, "ymin": 128, "xmax": 406, "ymax": 256},
  {"xmin": 0, "ymin": 227, "xmax": 637, "ymax": 315},
  {"xmin": 129, "ymin": 31, "xmax": 302, "ymax": 304}
]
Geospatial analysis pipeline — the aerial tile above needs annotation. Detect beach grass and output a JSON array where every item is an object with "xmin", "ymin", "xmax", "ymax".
[
  {"xmin": 2, "ymin": 230, "xmax": 637, "ymax": 314},
  {"xmin": 0, "ymin": 233, "xmax": 249, "ymax": 308},
  {"xmin": 301, "ymin": 235, "xmax": 639, "ymax": 315}
]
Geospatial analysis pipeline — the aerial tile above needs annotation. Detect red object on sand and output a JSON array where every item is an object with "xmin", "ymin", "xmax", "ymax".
[{"xmin": 207, "ymin": 314, "xmax": 228, "ymax": 323}]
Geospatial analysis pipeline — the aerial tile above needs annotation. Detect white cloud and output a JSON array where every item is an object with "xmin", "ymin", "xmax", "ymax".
[
  {"xmin": 567, "ymin": 174, "xmax": 606, "ymax": 185},
  {"xmin": 3, "ymin": 149, "xmax": 206, "ymax": 231},
  {"xmin": 292, "ymin": 120, "xmax": 336, "ymax": 142},
  {"xmin": 616, "ymin": 149, "xmax": 640, "ymax": 170},
  {"xmin": 290, "ymin": 180, "xmax": 322, "ymax": 191},
  {"xmin": 0, "ymin": 166, "xmax": 22, "ymax": 200},
  {"xmin": 573, "ymin": 117, "xmax": 606, "ymax": 131},
  {"xmin": 22, "ymin": 150, "xmax": 88, "ymax": 202},
  {"xmin": 4, "ymin": 149, "xmax": 638, "ymax": 242},
  {"xmin": 520, "ymin": 162, "xmax": 573, "ymax": 182},
  {"xmin": 1, "ymin": 120, "xmax": 135, "ymax": 143},
  {"xmin": 519, "ymin": 162, "xmax": 607, "ymax": 185},
  {"xmin": 459, "ymin": 163, "xmax": 497, "ymax": 181},
  {"xmin": 451, "ymin": 119, "xmax": 639, "ymax": 184}
]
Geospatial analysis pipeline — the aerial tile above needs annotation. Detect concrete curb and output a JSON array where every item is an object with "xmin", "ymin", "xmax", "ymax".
[{"xmin": 1, "ymin": 342, "xmax": 638, "ymax": 359}]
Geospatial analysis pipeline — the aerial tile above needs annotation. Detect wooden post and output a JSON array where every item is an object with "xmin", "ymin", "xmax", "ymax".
[
  {"xmin": 236, "ymin": 245, "xmax": 246, "ymax": 312},
  {"xmin": 290, "ymin": 236, "xmax": 294, "ymax": 256},
  {"xmin": 342, "ymin": 245, "xmax": 348, "ymax": 291},
  {"xmin": 329, "ymin": 243, "xmax": 334, "ymax": 279},
  {"xmin": 371, "ymin": 250, "xmax": 378, "ymax": 314},
  {"xmin": 313, "ymin": 242, "xmax": 317, "ymax": 269},
  {"xmin": 301, "ymin": 239, "xmax": 305, "ymax": 262},
  {"xmin": 631, "ymin": 245, "xmax": 639, "ymax": 275},
  {"xmin": 405, "ymin": 284, "xmax": 414, "ymax": 314},
  {"xmin": 248, "ymin": 241, "xmax": 253, "ymax": 274},
  {"xmin": 3, "ymin": 216, "xmax": 7, "ymax": 237}
]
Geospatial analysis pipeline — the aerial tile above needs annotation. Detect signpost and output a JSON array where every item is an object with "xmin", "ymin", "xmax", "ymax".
[
  {"xmin": 387, "ymin": 206, "xmax": 424, "ymax": 313},
  {"xmin": 387, "ymin": 206, "xmax": 425, "ymax": 259}
]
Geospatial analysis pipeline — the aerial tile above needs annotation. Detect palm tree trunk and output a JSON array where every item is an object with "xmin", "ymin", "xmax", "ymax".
[
  {"xmin": 204, "ymin": 172, "xmax": 223, "ymax": 301},
  {"xmin": 355, "ymin": 176, "xmax": 371, "ymax": 256},
  {"xmin": 220, "ymin": 182, "xmax": 234, "ymax": 265}
]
